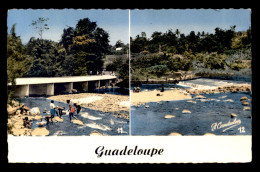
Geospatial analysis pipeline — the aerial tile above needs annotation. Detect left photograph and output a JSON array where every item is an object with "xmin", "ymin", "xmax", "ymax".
[{"xmin": 7, "ymin": 9, "xmax": 130, "ymax": 136}]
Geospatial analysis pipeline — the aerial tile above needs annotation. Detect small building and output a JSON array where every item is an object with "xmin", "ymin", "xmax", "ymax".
[{"xmin": 116, "ymin": 47, "xmax": 123, "ymax": 51}]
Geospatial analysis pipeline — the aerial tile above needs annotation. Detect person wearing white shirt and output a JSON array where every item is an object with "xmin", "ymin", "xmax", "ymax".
[{"xmin": 50, "ymin": 100, "xmax": 56, "ymax": 117}]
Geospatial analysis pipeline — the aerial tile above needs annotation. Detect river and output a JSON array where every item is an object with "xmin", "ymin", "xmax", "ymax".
[{"xmin": 131, "ymin": 78, "xmax": 252, "ymax": 136}]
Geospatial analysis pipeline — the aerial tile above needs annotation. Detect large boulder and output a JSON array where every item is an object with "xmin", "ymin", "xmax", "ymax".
[
  {"xmin": 30, "ymin": 107, "xmax": 41, "ymax": 116},
  {"xmin": 31, "ymin": 127, "xmax": 49, "ymax": 136}
]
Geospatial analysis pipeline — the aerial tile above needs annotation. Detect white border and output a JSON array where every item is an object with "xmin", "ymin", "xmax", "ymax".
[{"xmin": 8, "ymin": 135, "xmax": 252, "ymax": 163}]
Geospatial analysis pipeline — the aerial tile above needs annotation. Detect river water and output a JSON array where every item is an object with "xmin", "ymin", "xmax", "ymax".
[
  {"xmin": 20, "ymin": 97, "xmax": 129, "ymax": 136},
  {"xmin": 131, "ymin": 78, "xmax": 252, "ymax": 136}
]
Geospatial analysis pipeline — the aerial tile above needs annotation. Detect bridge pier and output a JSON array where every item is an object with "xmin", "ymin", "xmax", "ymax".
[
  {"xmin": 54, "ymin": 82, "xmax": 73, "ymax": 94},
  {"xmin": 14, "ymin": 84, "xmax": 29, "ymax": 97},
  {"xmin": 46, "ymin": 83, "xmax": 54, "ymax": 96},
  {"xmin": 82, "ymin": 81, "xmax": 88, "ymax": 91}
]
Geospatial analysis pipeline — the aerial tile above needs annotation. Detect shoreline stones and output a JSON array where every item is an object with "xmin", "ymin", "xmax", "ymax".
[{"xmin": 186, "ymin": 84, "xmax": 251, "ymax": 95}]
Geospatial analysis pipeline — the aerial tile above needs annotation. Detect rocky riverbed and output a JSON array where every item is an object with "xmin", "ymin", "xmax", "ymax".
[
  {"xmin": 8, "ymin": 93, "xmax": 129, "ymax": 136},
  {"xmin": 131, "ymin": 78, "xmax": 252, "ymax": 136}
]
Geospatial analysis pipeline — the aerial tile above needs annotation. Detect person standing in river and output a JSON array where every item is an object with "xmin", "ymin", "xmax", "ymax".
[
  {"xmin": 68, "ymin": 104, "xmax": 76, "ymax": 122},
  {"xmin": 74, "ymin": 103, "xmax": 81, "ymax": 115},
  {"xmin": 50, "ymin": 100, "xmax": 56, "ymax": 118}
]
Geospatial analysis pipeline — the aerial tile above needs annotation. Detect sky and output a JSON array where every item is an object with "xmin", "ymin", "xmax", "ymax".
[
  {"xmin": 130, "ymin": 9, "xmax": 251, "ymax": 39},
  {"xmin": 7, "ymin": 9, "xmax": 251, "ymax": 45},
  {"xmin": 7, "ymin": 9, "xmax": 130, "ymax": 45}
]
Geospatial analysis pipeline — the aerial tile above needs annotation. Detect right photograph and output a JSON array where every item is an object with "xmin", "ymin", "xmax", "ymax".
[{"xmin": 130, "ymin": 9, "xmax": 252, "ymax": 136}]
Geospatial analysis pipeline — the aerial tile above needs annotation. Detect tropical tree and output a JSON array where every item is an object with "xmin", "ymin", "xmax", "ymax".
[
  {"xmin": 7, "ymin": 24, "xmax": 29, "ymax": 104},
  {"xmin": 73, "ymin": 18, "xmax": 110, "ymax": 75},
  {"xmin": 31, "ymin": 17, "xmax": 50, "ymax": 39}
]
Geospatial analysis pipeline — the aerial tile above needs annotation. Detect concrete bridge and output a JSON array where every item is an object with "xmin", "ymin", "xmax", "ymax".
[{"xmin": 9, "ymin": 75, "xmax": 117, "ymax": 97}]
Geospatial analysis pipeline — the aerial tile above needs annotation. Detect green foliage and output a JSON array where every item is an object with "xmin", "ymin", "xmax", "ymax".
[
  {"xmin": 149, "ymin": 65, "xmax": 169, "ymax": 78},
  {"xmin": 204, "ymin": 52, "xmax": 226, "ymax": 70},
  {"xmin": 7, "ymin": 25, "xmax": 29, "ymax": 104},
  {"xmin": 25, "ymin": 39, "xmax": 65, "ymax": 77},
  {"xmin": 108, "ymin": 56, "xmax": 129, "ymax": 88},
  {"xmin": 72, "ymin": 18, "xmax": 110, "ymax": 75},
  {"xmin": 24, "ymin": 17, "xmax": 110, "ymax": 77},
  {"xmin": 130, "ymin": 25, "xmax": 249, "ymax": 55}
]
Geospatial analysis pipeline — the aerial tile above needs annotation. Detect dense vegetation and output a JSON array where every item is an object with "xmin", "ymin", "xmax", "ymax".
[
  {"xmin": 7, "ymin": 17, "xmax": 129, "ymax": 104},
  {"xmin": 130, "ymin": 26, "xmax": 252, "ymax": 81}
]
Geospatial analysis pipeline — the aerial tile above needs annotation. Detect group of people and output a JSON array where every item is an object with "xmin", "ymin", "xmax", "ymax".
[{"xmin": 44, "ymin": 100, "xmax": 82, "ymax": 125}]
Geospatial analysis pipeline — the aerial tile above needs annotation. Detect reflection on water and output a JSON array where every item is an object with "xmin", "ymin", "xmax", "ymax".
[{"xmin": 87, "ymin": 87, "xmax": 129, "ymax": 95}]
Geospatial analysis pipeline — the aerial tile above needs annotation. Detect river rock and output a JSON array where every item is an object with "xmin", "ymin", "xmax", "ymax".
[
  {"xmin": 194, "ymin": 95, "xmax": 206, "ymax": 99},
  {"xmin": 30, "ymin": 107, "xmax": 41, "ymax": 116},
  {"xmin": 243, "ymin": 106, "xmax": 250, "ymax": 111},
  {"xmin": 12, "ymin": 128, "xmax": 32, "ymax": 136},
  {"xmin": 241, "ymin": 101, "xmax": 249, "ymax": 106},
  {"xmin": 71, "ymin": 119, "xmax": 84, "ymax": 125},
  {"xmin": 145, "ymin": 105, "xmax": 150, "ymax": 108},
  {"xmin": 240, "ymin": 96, "xmax": 248, "ymax": 101},
  {"xmin": 223, "ymin": 99, "xmax": 234, "ymax": 102},
  {"xmin": 164, "ymin": 114, "xmax": 176, "ymax": 119},
  {"xmin": 24, "ymin": 106, "xmax": 30, "ymax": 111},
  {"xmin": 36, "ymin": 121, "xmax": 46, "ymax": 127},
  {"xmin": 193, "ymin": 90, "xmax": 199, "ymax": 95},
  {"xmin": 187, "ymin": 100, "xmax": 196, "ymax": 104},
  {"xmin": 90, "ymin": 130, "xmax": 104, "ymax": 136},
  {"xmin": 182, "ymin": 109, "xmax": 191, "ymax": 114},
  {"xmin": 53, "ymin": 116, "xmax": 63, "ymax": 122},
  {"xmin": 8, "ymin": 107, "xmax": 18, "ymax": 115},
  {"xmin": 34, "ymin": 115, "xmax": 43, "ymax": 120},
  {"xmin": 168, "ymin": 132, "xmax": 182, "ymax": 136},
  {"xmin": 231, "ymin": 113, "xmax": 237, "ymax": 118},
  {"xmin": 31, "ymin": 127, "xmax": 49, "ymax": 136},
  {"xmin": 203, "ymin": 133, "xmax": 216, "ymax": 136}
]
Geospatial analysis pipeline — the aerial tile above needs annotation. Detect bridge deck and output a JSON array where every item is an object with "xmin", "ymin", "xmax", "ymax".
[{"xmin": 10, "ymin": 75, "xmax": 117, "ymax": 85}]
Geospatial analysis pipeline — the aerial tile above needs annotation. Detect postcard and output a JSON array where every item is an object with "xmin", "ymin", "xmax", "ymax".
[{"xmin": 7, "ymin": 8, "xmax": 252, "ymax": 163}]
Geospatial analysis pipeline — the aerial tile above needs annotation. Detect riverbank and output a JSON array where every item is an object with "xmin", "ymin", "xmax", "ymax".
[
  {"xmin": 131, "ymin": 78, "xmax": 251, "ymax": 105},
  {"xmin": 131, "ymin": 89, "xmax": 192, "ymax": 106}
]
